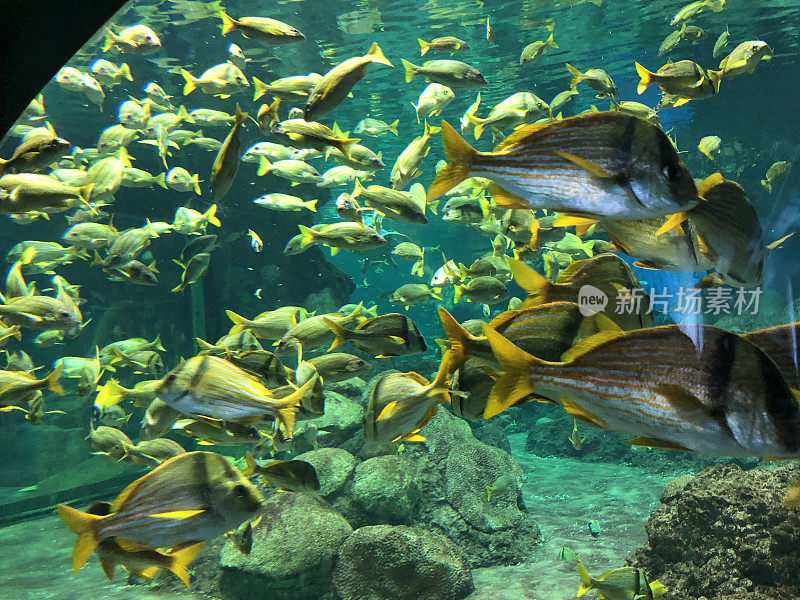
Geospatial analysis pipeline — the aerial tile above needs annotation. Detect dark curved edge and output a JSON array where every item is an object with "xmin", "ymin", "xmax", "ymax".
[{"xmin": 0, "ymin": 0, "xmax": 129, "ymax": 140}]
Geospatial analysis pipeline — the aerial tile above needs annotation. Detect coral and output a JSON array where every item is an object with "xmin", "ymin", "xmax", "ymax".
[
  {"xmin": 332, "ymin": 525, "xmax": 474, "ymax": 600},
  {"xmin": 349, "ymin": 455, "xmax": 421, "ymax": 526},
  {"xmin": 630, "ymin": 463, "xmax": 800, "ymax": 600}
]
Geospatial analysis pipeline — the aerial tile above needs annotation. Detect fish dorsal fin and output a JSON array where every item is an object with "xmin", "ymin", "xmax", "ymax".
[
  {"xmin": 110, "ymin": 476, "xmax": 145, "ymax": 512},
  {"xmin": 629, "ymin": 436, "xmax": 691, "ymax": 451},
  {"xmin": 493, "ymin": 122, "xmax": 549, "ymax": 152},
  {"xmin": 561, "ymin": 330, "xmax": 626, "ymax": 362},
  {"xmin": 405, "ymin": 371, "xmax": 431, "ymax": 387},
  {"xmin": 99, "ymin": 558, "xmax": 116, "ymax": 580},
  {"xmin": 508, "ymin": 257, "xmax": 549, "ymax": 295}
]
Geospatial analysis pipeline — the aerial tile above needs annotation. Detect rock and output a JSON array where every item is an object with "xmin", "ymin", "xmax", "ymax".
[
  {"xmin": 294, "ymin": 447, "xmax": 356, "ymax": 498},
  {"xmin": 470, "ymin": 420, "xmax": 511, "ymax": 454},
  {"xmin": 304, "ymin": 287, "xmax": 345, "ymax": 316},
  {"xmin": 333, "ymin": 525, "xmax": 473, "ymax": 600},
  {"xmin": 631, "ymin": 462, "xmax": 800, "ymax": 600},
  {"xmin": 436, "ymin": 439, "xmax": 541, "ymax": 566},
  {"xmin": 218, "ymin": 492, "xmax": 352, "ymax": 600},
  {"xmin": 420, "ymin": 406, "xmax": 474, "ymax": 461},
  {"xmin": 310, "ymin": 392, "xmax": 363, "ymax": 447},
  {"xmin": 349, "ymin": 455, "xmax": 420, "ymax": 527},
  {"xmin": 328, "ymin": 377, "xmax": 367, "ymax": 401}
]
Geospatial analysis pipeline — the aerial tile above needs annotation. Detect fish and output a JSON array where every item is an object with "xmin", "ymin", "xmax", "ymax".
[
  {"xmin": 519, "ymin": 33, "xmax": 558, "ymax": 66},
  {"xmin": 486, "ymin": 473, "xmax": 518, "ymax": 501},
  {"xmin": 713, "ymin": 26, "xmax": 730, "ymax": 58},
  {"xmin": 257, "ymin": 158, "xmax": 323, "ymax": 185},
  {"xmin": 418, "ymin": 37, "xmax": 469, "ymax": 56},
  {"xmin": 577, "ymin": 563, "xmax": 657, "ymax": 600},
  {"xmin": 88, "ymin": 422, "xmax": 133, "ymax": 460},
  {"xmin": 248, "ymin": 230, "xmax": 263, "ymax": 253},
  {"xmin": 173, "ymin": 417, "xmax": 261, "ymax": 447},
  {"xmin": 390, "ymin": 120, "xmax": 441, "ymax": 190},
  {"xmin": 210, "ymin": 103, "xmax": 247, "ymax": 201},
  {"xmin": 305, "ymin": 42, "xmax": 393, "ymax": 121},
  {"xmin": 568, "ymin": 419, "xmax": 585, "ymax": 450},
  {"xmin": 566, "ymin": 64, "xmax": 618, "ymax": 99},
  {"xmin": 389, "ymin": 283, "xmax": 442, "ymax": 308},
  {"xmin": 635, "ymin": 60, "xmax": 719, "ymax": 101},
  {"xmin": 0, "ymin": 365, "xmax": 63, "ymax": 407},
  {"xmin": 465, "ymin": 92, "xmax": 549, "ymax": 140},
  {"xmin": 83, "ymin": 502, "xmax": 203, "ymax": 587},
  {"xmin": 304, "ymin": 352, "xmax": 372, "ymax": 383},
  {"xmin": 454, "ymin": 276, "xmax": 509, "ymax": 305},
  {"xmin": 363, "ymin": 359, "xmax": 452, "ymax": 443},
  {"xmin": 588, "ymin": 519, "xmax": 602, "ymax": 537},
  {"xmin": 103, "ymin": 24, "xmax": 161, "ymax": 54},
  {"xmin": 413, "ymin": 83, "xmax": 455, "ymax": 124},
  {"xmin": 715, "ymin": 40, "xmax": 773, "ymax": 80},
  {"xmin": 0, "ymin": 294, "xmax": 82, "ymax": 331},
  {"xmin": 241, "ymin": 452, "xmax": 320, "ymax": 492},
  {"xmin": 166, "ymin": 167, "xmax": 202, "ymax": 195},
  {"xmin": 180, "ymin": 63, "xmax": 249, "ymax": 97},
  {"xmin": 173, "ymin": 205, "xmax": 221, "ymax": 235},
  {"xmin": 0, "ymin": 173, "xmax": 93, "ymax": 214},
  {"xmin": 56, "ymin": 451, "xmax": 263, "ymax": 572},
  {"xmin": 352, "ymin": 180, "xmax": 427, "ymax": 225},
  {"xmin": 761, "ymin": 160, "xmax": 790, "ymax": 193},
  {"xmin": 0, "ymin": 129, "xmax": 71, "ymax": 175},
  {"xmin": 354, "ymin": 118, "xmax": 399, "ymax": 137},
  {"xmin": 275, "ymin": 305, "xmax": 363, "ymax": 355},
  {"xmin": 139, "ymin": 399, "xmax": 182, "ymax": 441},
  {"xmin": 122, "ymin": 438, "xmax": 187, "ymax": 466},
  {"xmin": 157, "ymin": 355, "xmax": 315, "ymax": 436},
  {"xmin": 172, "ymin": 252, "xmax": 211, "ymax": 292},
  {"xmin": 670, "ymin": 0, "xmax": 725, "ymax": 26},
  {"xmin": 401, "ymin": 59, "xmax": 487, "ymax": 89},
  {"xmin": 324, "ymin": 312, "xmax": 427, "ymax": 357},
  {"xmin": 427, "ymin": 113, "xmax": 698, "ymax": 221},
  {"xmin": 218, "ymin": 12, "xmax": 305, "ymax": 44},
  {"xmin": 226, "ymin": 307, "xmax": 303, "ymax": 340},
  {"xmin": 252, "ymin": 73, "xmax": 322, "ymax": 103},
  {"xmin": 286, "ymin": 223, "xmax": 386, "ymax": 256}
]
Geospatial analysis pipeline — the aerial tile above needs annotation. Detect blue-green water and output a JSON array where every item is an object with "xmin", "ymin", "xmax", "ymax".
[{"xmin": 1, "ymin": 0, "xmax": 800, "ymax": 598}]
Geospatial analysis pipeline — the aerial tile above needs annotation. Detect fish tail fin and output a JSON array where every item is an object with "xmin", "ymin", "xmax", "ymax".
[
  {"xmin": 277, "ymin": 376, "xmax": 316, "ymax": 437},
  {"xmin": 322, "ymin": 317, "xmax": 349, "ymax": 351},
  {"xmin": 176, "ymin": 104, "xmax": 194, "ymax": 124},
  {"xmin": 576, "ymin": 562, "xmax": 595, "ymax": 596},
  {"xmin": 192, "ymin": 175, "xmax": 202, "ymax": 195},
  {"xmin": 167, "ymin": 542, "xmax": 204, "ymax": 588},
  {"xmin": 204, "ymin": 204, "xmax": 221, "ymax": 227},
  {"xmin": 546, "ymin": 32, "xmax": 558, "ymax": 48},
  {"xmin": 565, "ymin": 63, "xmax": 584, "ymax": 88},
  {"xmin": 762, "ymin": 179, "xmax": 772, "ymax": 193},
  {"xmin": 437, "ymin": 307, "xmax": 471, "ymax": 371},
  {"xmin": 303, "ymin": 199, "xmax": 317, "ymax": 212},
  {"xmin": 508, "ymin": 257, "xmax": 549, "ymax": 297},
  {"xmin": 219, "ymin": 11, "xmax": 237, "ymax": 35},
  {"xmin": 252, "ymin": 76, "xmax": 266, "ymax": 101},
  {"xmin": 427, "ymin": 121, "xmax": 477, "ymax": 202},
  {"xmin": 180, "ymin": 69, "xmax": 197, "ymax": 95},
  {"xmin": 339, "ymin": 137, "xmax": 360, "ymax": 158},
  {"xmin": 257, "ymin": 157, "xmax": 273, "ymax": 177},
  {"xmin": 453, "ymin": 284, "xmax": 465, "ymax": 304},
  {"xmin": 225, "ymin": 310, "xmax": 248, "ymax": 333},
  {"xmin": 102, "ymin": 29, "xmax": 117, "ymax": 52},
  {"xmin": 706, "ymin": 69, "xmax": 723, "ymax": 93},
  {"xmin": 351, "ymin": 177, "xmax": 365, "ymax": 198},
  {"xmin": 401, "ymin": 59, "xmax": 418, "ymax": 83},
  {"xmin": 366, "ymin": 42, "xmax": 393, "ymax": 67},
  {"xmin": 119, "ymin": 63, "xmax": 133, "ymax": 81},
  {"xmin": 482, "ymin": 325, "xmax": 542, "ymax": 418},
  {"xmin": 418, "ymin": 38, "xmax": 430, "ymax": 56},
  {"xmin": 389, "ymin": 119, "xmax": 400, "ymax": 136},
  {"xmin": 241, "ymin": 451, "xmax": 257, "ymax": 477},
  {"xmin": 154, "ymin": 171, "xmax": 167, "ymax": 189},
  {"xmin": 635, "ymin": 62, "xmax": 654, "ymax": 95},
  {"xmin": 43, "ymin": 364, "xmax": 64, "ymax": 395},
  {"xmin": 55, "ymin": 504, "xmax": 102, "ymax": 572},
  {"xmin": 297, "ymin": 224, "xmax": 317, "ymax": 246},
  {"xmin": 464, "ymin": 112, "xmax": 485, "ymax": 140}
]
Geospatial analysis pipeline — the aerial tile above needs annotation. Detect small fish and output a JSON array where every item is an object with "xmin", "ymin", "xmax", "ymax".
[
  {"xmin": 486, "ymin": 17, "xmax": 494, "ymax": 42},
  {"xmin": 577, "ymin": 563, "xmax": 662, "ymax": 600},
  {"xmin": 226, "ymin": 307, "xmax": 304, "ymax": 340},
  {"xmin": 218, "ymin": 12, "xmax": 305, "ymax": 44},
  {"xmin": 486, "ymin": 473, "xmax": 518, "ymax": 502},
  {"xmin": 465, "ymin": 92, "xmax": 549, "ymax": 140},
  {"xmin": 418, "ymin": 36, "xmax": 469, "ymax": 56},
  {"xmin": 226, "ymin": 519, "xmax": 255, "ymax": 555},
  {"xmin": 588, "ymin": 520, "xmax": 602, "ymax": 537},
  {"xmin": 210, "ymin": 103, "xmax": 247, "ymax": 201},
  {"xmin": 697, "ymin": 135, "xmax": 721, "ymax": 160},
  {"xmin": 103, "ymin": 24, "xmax": 161, "ymax": 55},
  {"xmin": 180, "ymin": 63, "xmax": 249, "ymax": 97},
  {"xmin": 713, "ymin": 26, "xmax": 730, "ymax": 58},
  {"xmin": 761, "ymin": 160, "xmax": 790, "ymax": 193},
  {"xmin": 172, "ymin": 205, "xmax": 221, "ymax": 235},
  {"xmin": 241, "ymin": 452, "xmax": 320, "ymax": 492},
  {"xmin": 635, "ymin": 60, "xmax": 718, "ymax": 101},
  {"xmin": 519, "ymin": 33, "xmax": 558, "ymax": 66},
  {"xmin": 568, "ymin": 419, "xmax": 585, "ymax": 450},
  {"xmin": 389, "ymin": 283, "xmax": 442, "ymax": 308},
  {"xmin": 56, "ymin": 451, "xmax": 262, "ymax": 573},
  {"xmin": 305, "ymin": 352, "xmax": 372, "ymax": 383},
  {"xmin": 248, "ymin": 229, "xmax": 263, "ymax": 253},
  {"xmin": 559, "ymin": 546, "xmax": 581, "ymax": 565},
  {"xmin": 354, "ymin": 118, "xmax": 399, "ymax": 137},
  {"xmin": 166, "ymin": 167, "xmax": 202, "ymax": 195},
  {"xmin": 428, "ymin": 114, "xmax": 698, "ymax": 221},
  {"xmin": 390, "ymin": 120, "xmax": 441, "ymax": 190},
  {"xmin": 454, "ymin": 276, "xmax": 508, "ymax": 305},
  {"xmin": 401, "ymin": 59, "xmax": 487, "ymax": 89},
  {"xmin": 670, "ymin": 0, "xmax": 725, "ymax": 26},
  {"xmin": 251, "ymin": 73, "xmax": 322, "ymax": 103},
  {"xmin": 286, "ymin": 223, "xmax": 385, "ymax": 256},
  {"xmin": 172, "ymin": 252, "xmax": 211, "ymax": 293},
  {"xmin": 413, "ymin": 83, "xmax": 455, "ymax": 124},
  {"xmin": 324, "ymin": 313, "xmax": 427, "ymax": 357}
]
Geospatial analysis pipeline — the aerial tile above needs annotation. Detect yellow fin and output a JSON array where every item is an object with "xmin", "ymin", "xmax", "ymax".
[
  {"xmin": 629, "ymin": 436, "xmax": 690, "ymax": 451},
  {"xmin": 561, "ymin": 330, "xmax": 625, "ymax": 362},
  {"xmin": 55, "ymin": 504, "xmax": 102, "ymax": 572},
  {"xmin": 148, "ymin": 509, "xmax": 206, "ymax": 519},
  {"xmin": 508, "ymin": 257, "xmax": 549, "ymax": 295},
  {"xmin": 427, "ymin": 121, "xmax": 477, "ymax": 202},
  {"xmin": 488, "ymin": 182, "xmax": 527, "ymax": 208},
  {"xmin": 655, "ymin": 212, "xmax": 688, "ymax": 236},
  {"xmin": 555, "ymin": 150, "xmax": 615, "ymax": 179},
  {"xmin": 482, "ymin": 325, "xmax": 540, "ymax": 418},
  {"xmin": 168, "ymin": 542, "xmax": 204, "ymax": 588}
]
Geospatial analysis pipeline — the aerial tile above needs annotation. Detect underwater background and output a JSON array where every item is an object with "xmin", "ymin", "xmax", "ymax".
[{"xmin": 1, "ymin": 0, "xmax": 800, "ymax": 598}]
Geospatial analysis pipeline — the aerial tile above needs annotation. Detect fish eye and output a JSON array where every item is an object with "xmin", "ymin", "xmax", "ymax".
[
  {"xmin": 661, "ymin": 163, "xmax": 681, "ymax": 181},
  {"xmin": 59, "ymin": 311, "xmax": 71, "ymax": 319},
  {"xmin": 233, "ymin": 483, "xmax": 249, "ymax": 498}
]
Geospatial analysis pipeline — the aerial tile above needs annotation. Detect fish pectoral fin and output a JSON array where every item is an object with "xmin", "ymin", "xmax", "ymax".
[
  {"xmin": 655, "ymin": 384, "xmax": 707, "ymax": 417},
  {"xmin": 554, "ymin": 150, "xmax": 616, "ymax": 179},
  {"xmin": 19, "ymin": 312, "xmax": 44, "ymax": 322},
  {"xmin": 99, "ymin": 559, "xmax": 116, "ymax": 580},
  {"xmin": 376, "ymin": 400, "xmax": 398, "ymax": 421},
  {"xmin": 148, "ymin": 509, "xmax": 206, "ymax": 519},
  {"xmin": 387, "ymin": 335, "xmax": 406, "ymax": 344},
  {"xmin": 114, "ymin": 537, "xmax": 153, "ymax": 552},
  {"xmin": 487, "ymin": 182, "xmax": 527, "ymax": 208},
  {"xmin": 560, "ymin": 395, "xmax": 608, "ymax": 429},
  {"xmin": 632, "ymin": 260, "xmax": 664, "ymax": 270},
  {"xmin": 654, "ymin": 212, "xmax": 688, "ymax": 236},
  {"xmin": 629, "ymin": 436, "xmax": 690, "ymax": 451}
]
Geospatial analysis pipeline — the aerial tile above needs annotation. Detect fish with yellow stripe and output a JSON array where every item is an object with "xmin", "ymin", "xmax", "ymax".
[
  {"xmin": 56, "ymin": 451, "xmax": 262, "ymax": 575},
  {"xmin": 481, "ymin": 323, "xmax": 800, "ymax": 458},
  {"xmin": 157, "ymin": 355, "xmax": 316, "ymax": 436},
  {"xmin": 427, "ymin": 112, "xmax": 699, "ymax": 220},
  {"xmin": 363, "ymin": 359, "xmax": 453, "ymax": 443}
]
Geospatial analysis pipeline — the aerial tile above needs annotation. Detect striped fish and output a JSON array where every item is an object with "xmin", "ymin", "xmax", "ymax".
[
  {"xmin": 743, "ymin": 323, "xmax": 800, "ymax": 389},
  {"xmin": 56, "ymin": 451, "xmax": 262, "ymax": 572},
  {"xmin": 363, "ymin": 359, "xmax": 452, "ymax": 443},
  {"xmin": 157, "ymin": 355, "xmax": 314, "ymax": 436},
  {"xmin": 509, "ymin": 256, "xmax": 653, "ymax": 331},
  {"xmin": 426, "ymin": 112, "xmax": 699, "ymax": 220},
  {"xmin": 324, "ymin": 312, "xmax": 427, "ymax": 357},
  {"xmin": 482, "ymin": 324, "xmax": 800, "ymax": 458}
]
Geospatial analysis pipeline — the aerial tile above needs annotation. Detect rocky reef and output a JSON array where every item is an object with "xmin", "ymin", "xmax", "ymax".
[{"xmin": 631, "ymin": 462, "xmax": 800, "ymax": 600}]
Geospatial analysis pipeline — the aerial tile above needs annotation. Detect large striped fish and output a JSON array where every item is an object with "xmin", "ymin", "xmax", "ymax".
[
  {"xmin": 56, "ymin": 451, "xmax": 262, "ymax": 572},
  {"xmin": 363, "ymin": 358, "xmax": 452, "ymax": 443},
  {"xmin": 743, "ymin": 323, "xmax": 800, "ymax": 389},
  {"xmin": 426, "ymin": 112, "xmax": 699, "ymax": 220},
  {"xmin": 482, "ymin": 324, "xmax": 800, "ymax": 457},
  {"xmin": 157, "ymin": 355, "xmax": 314, "ymax": 436}
]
